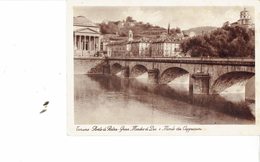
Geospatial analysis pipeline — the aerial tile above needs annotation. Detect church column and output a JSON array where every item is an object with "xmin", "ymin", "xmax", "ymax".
[
  {"xmin": 89, "ymin": 36, "xmax": 91, "ymax": 51},
  {"xmin": 76, "ymin": 35, "xmax": 79, "ymax": 50},
  {"xmin": 98, "ymin": 36, "xmax": 100, "ymax": 51},
  {"xmin": 75, "ymin": 35, "xmax": 77, "ymax": 49},
  {"xmin": 73, "ymin": 33, "xmax": 76, "ymax": 49},
  {"xmin": 78, "ymin": 36, "xmax": 80, "ymax": 50},
  {"xmin": 82, "ymin": 36, "xmax": 84, "ymax": 51},
  {"xmin": 79, "ymin": 35, "xmax": 81, "ymax": 50},
  {"xmin": 94, "ymin": 37, "xmax": 96, "ymax": 52},
  {"xmin": 84, "ymin": 35, "xmax": 87, "ymax": 51}
]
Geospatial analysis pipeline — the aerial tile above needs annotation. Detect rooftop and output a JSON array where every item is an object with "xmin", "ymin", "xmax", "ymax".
[
  {"xmin": 107, "ymin": 40, "xmax": 128, "ymax": 46},
  {"xmin": 151, "ymin": 36, "xmax": 182, "ymax": 43},
  {"xmin": 128, "ymin": 37, "xmax": 151, "ymax": 43}
]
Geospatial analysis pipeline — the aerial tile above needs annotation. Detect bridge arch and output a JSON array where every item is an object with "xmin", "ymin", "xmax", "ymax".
[
  {"xmin": 211, "ymin": 71, "xmax": 255, "ymax": 95},
  {"xmin": 111, "ymin": 63, "xmax": 123, "ymax": 75},
  {"xmin": 130, "ymin": 64, "xmax": 148, "ymax": 78},
  {"xmin": 160, "ymin": 67, "xmax": 190, "ymax": 84}
]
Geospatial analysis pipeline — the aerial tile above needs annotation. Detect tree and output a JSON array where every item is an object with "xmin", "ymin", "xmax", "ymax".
[
  {"xmin": 175, "ymin": 27, "xmax": 181, "ymax": 33},
  {"xmin": 126, "ymin": 16, "xmax": 134, "ymax": 22},
  {"xmin": 100, "ymin": 22, "xmax": 119, "ymax": 34},
  {"xmin": 180, "ymin": 26, "xmax": 254, "ymax": 58}
]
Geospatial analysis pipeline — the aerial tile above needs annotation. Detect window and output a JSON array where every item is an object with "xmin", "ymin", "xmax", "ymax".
[{"xmin": 100, "ymin": 42, "xmax": 103, "ymax": 50}]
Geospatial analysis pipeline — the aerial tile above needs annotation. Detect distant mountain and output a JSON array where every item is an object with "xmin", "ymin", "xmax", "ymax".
[{"xmin": 183, "ymin": 26, "xmax": 218, "ymax": 35}]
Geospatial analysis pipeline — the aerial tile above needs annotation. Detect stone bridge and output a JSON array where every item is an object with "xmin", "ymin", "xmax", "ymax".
[{"xmin": 103, "ymin": 57, "xmax": 255, "ymax": 95}]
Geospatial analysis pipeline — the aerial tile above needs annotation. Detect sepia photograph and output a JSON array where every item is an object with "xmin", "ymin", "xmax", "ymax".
[
  {"xmin": 68, "ymin": 2, "xmax": 259, "ymax": 135},
  {"xmin": 0, "ymin": 1, "xmax": 259, "ymax": 162}
]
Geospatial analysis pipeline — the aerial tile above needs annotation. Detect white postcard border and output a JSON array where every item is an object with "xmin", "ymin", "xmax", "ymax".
[{"xmin": 67, "ymin": 0, "xmax": 260, "ymax": 135}]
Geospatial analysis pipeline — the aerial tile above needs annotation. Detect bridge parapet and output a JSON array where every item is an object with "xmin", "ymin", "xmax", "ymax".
[{"xmin": 107, "ymin": 57, "xmax": 254, "ymax": 66}]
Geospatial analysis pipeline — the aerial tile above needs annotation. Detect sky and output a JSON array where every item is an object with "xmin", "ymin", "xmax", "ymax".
[{"xmin": 73, "ymin": 6, "xmax": 254, "ymax": 30}]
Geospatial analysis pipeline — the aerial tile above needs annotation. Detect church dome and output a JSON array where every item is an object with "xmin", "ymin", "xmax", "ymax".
[
  {"xmin": 240, "ymin": 8, "xmax": 250, "ymax": 19},
  {"xmin": 73, "ymin": 16, "xmax": 97, "ymax": 27}
]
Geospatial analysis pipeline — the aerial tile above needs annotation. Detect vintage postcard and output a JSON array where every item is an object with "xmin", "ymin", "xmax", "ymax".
[{"xmin": 67, "ymin": 0, "xmax": 260, "ymax": 135}]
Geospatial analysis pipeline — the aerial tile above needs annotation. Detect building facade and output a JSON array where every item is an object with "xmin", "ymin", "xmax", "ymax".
[
  {"xmin": 107, "ymin": 41, "xmax": 127, "ymax": 57},
  {"xmin": 73, "ymin": 16, "xmax": 101, "ymax": 57},
  {"xmin": 106, "ymin": 30, "xmax": 184, "ymax": 58},
  {"xmin": 151, "ymin": 37, "xmax": 182, "ymax": 57},
  {"xmin": 128, "ymin": 38, "xmax": 151, "ymax": 57}
]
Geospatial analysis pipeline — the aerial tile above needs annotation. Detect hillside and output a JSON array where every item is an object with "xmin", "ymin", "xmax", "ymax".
[
  {"xmin": 183, "ymin": 26, "xmax": 218, "ymax": 35},
  {"xmin": 99, "ymin": 16, "xmax": 181, "ymax": 38}
]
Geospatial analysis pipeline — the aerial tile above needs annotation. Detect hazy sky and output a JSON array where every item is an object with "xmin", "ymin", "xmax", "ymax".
[{"xmin": 73, "ymin": 6, "xmax": 254, "ymax": 30}]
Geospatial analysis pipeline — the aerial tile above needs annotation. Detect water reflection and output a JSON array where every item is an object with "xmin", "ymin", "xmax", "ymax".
[
  {"xmin": 219, "ymin": 93, "xmax": 245, "ymax": 103},
  {"xmin": 135, "ymin": 72, "xmax": 149, "ymax": 83},
  {"xmin": 74, "ymin": 74, "xmax": 254, "ymax": 125},
  {"xmin": 167, "ymin": 74, "xmax": 189, "ymax": 94}
]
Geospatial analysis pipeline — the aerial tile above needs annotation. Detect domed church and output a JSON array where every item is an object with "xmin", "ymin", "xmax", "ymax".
[{"xmin": 73, "ymin": 16, "xmax": 101, "ymax": 57}]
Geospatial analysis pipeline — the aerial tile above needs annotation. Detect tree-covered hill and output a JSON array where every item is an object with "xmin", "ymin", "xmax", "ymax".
[
  {"xmin": 181, "ymin": 26, "xmax": 255, "ymax": 58},
  {"xmin": 99, "ymin": 16, "xmax": 181, "ymax": 38}
]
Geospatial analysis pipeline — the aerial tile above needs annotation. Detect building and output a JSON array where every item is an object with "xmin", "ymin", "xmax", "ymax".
[
  {"xmin": 128, "ymin": 38, "xmax": 151, "ymax": 57},
  {"xmin": 73, "ymin": 16, "xmax": 101, "ymax": 57},
  {"xmin": 126, "ymin": 30, "xmax": 151, "ymax": 57},
  {"xmin": 107, "ymin": 40, "xmax": 128, "ymax": 57},
  {"xmin": 107, "ymin": 30, "xmax": 151, "ymax": 58},
  {"xmin": 236, "ymin": 8, "xmax": 254, "ymax": 28},
  {"xmin": 117, "ymin": 20, "xmax": 125, "ymax": 29},
  {"xmin": 101, "ymin": 33, "xmax": 128, "ymax": 56},
  {"xmin": 151, "ymin": 37, "xmax": 182, "ymax": 57},
  {"xmin": 223, "ymin": 8, "xmax": 254, "ymax": 29},
  {"xmin": 106, "ymin": 29, "xmax": 183, "ymax": 58},
  {"xmin": 99, "ymin": 35, "xmax": 109, "ymax": 56}
]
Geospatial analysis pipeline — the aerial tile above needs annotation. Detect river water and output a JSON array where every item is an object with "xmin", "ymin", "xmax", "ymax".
[{"xmin": 74, "ymin": 74, "xmax": 254, "ymax": 125}]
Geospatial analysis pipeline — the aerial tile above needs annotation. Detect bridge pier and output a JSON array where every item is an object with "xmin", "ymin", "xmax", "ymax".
[
  {"xmin": 148, "ymin": 69, "xmax": 159, "ymax": 84},
  {"xmin": 191, "ymin": 72, "xmax": 210, "ymax": 95},
  {"xmin": 122, "ymin": 66, "xmax": 130, "ymax": 77},
  {"xmin": 102, "ymin": 64, "xmax": 110, "ymax": 74}
]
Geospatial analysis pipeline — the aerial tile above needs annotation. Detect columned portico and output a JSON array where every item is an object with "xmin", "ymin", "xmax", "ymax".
[
  {"xmin": 73, "ymin": 16, "xmax": 101, "ymax": 57},
  {"xmin": 74, "ymin": 34, "xmax": 101, "ymax": 57}
]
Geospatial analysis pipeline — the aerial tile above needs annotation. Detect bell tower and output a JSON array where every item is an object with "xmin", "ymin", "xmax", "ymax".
[{"xmin": 128, "ymin": 30, "xmax": 133, "ymax": 41}]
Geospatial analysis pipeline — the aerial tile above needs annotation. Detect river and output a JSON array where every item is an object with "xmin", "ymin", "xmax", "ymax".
[{"xmin": 74, "ymin": 74, "xmax": 254, "ymax": 125}]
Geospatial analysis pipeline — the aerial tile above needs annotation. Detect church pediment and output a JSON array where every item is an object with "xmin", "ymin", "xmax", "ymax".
[{"xmin": 74, "ymin": 27, "xmax": 100, "ymax": 34}]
